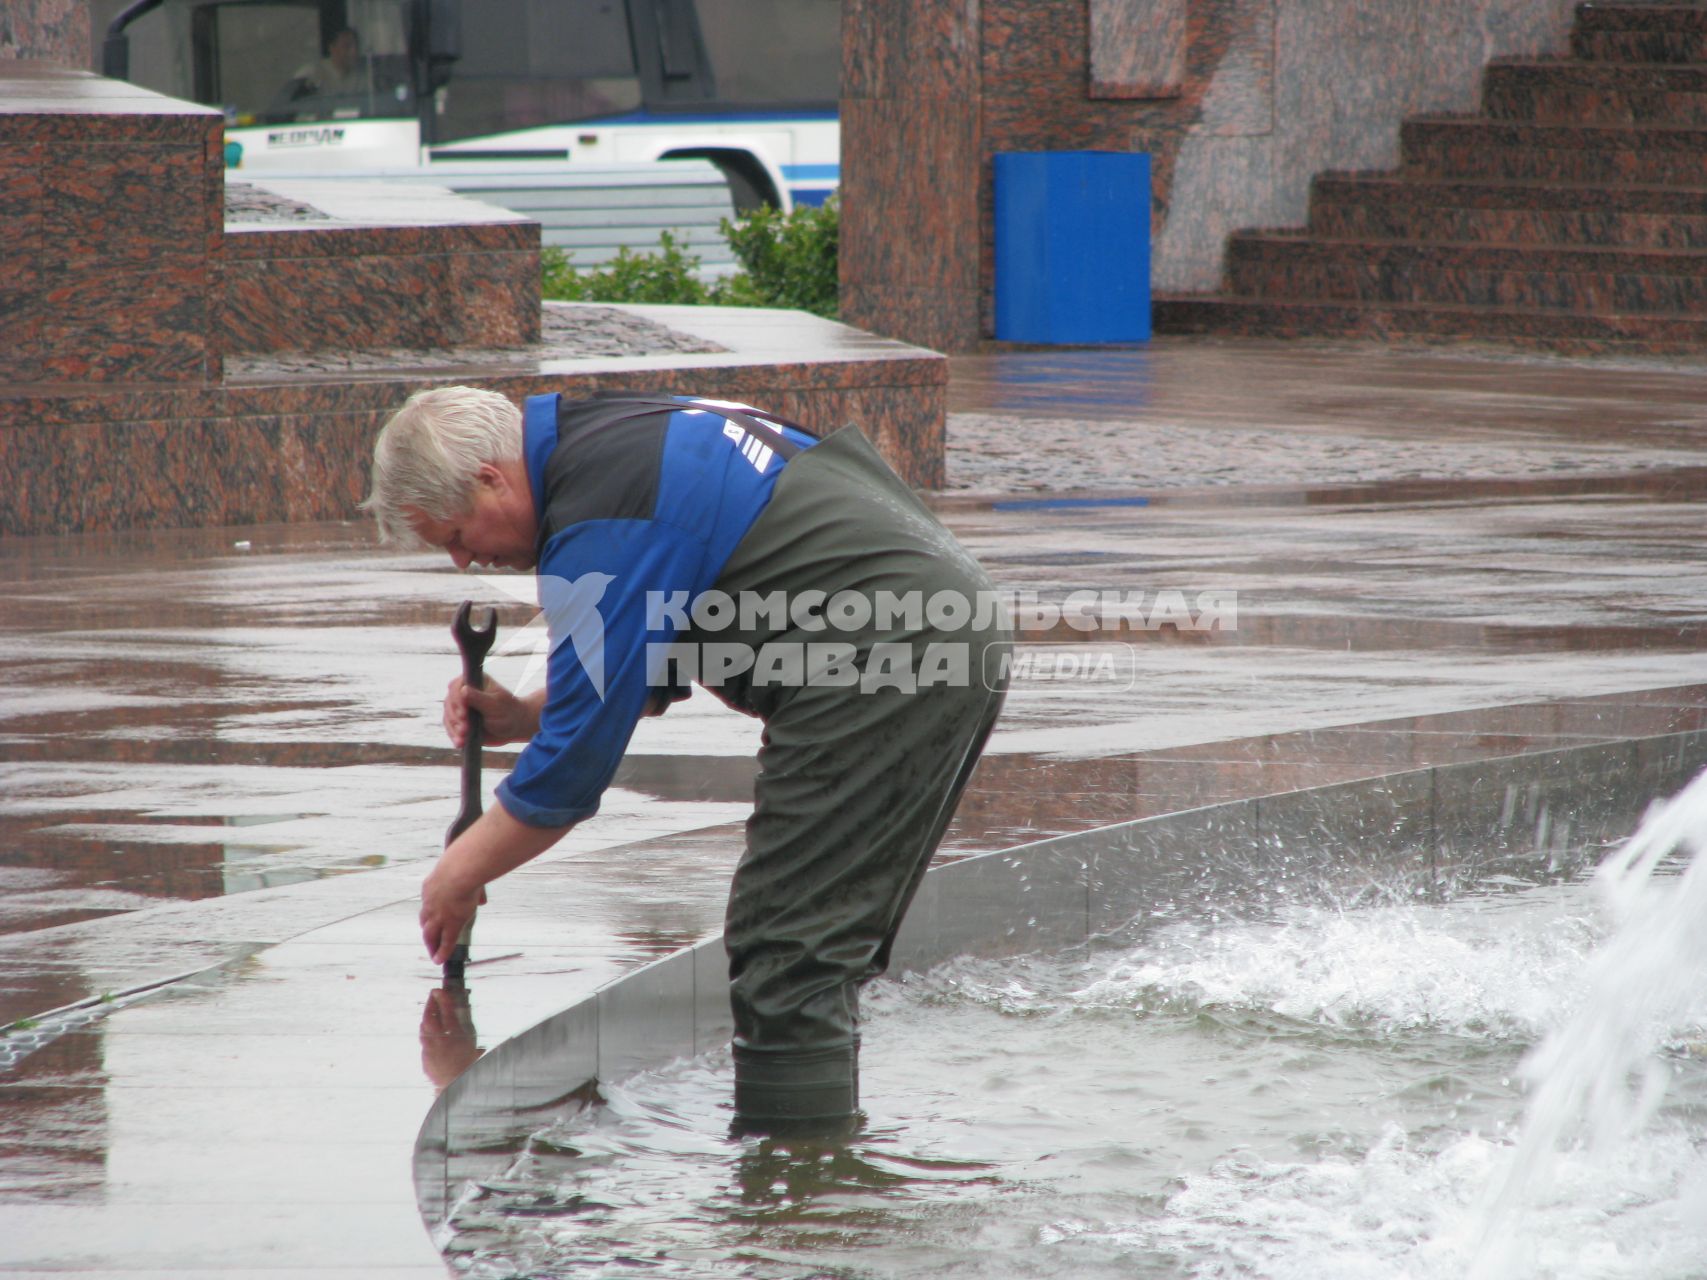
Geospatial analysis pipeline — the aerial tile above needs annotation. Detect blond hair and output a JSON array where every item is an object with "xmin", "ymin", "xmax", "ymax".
[{"xmin": 362, "ymin": 385, "xmax": 524, "ymax": 545}]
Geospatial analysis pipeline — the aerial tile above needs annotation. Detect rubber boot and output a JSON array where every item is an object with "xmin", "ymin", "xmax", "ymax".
[{"xmin": 732, "ymin": 1041, "xmax": 859, "ymax": 1131}]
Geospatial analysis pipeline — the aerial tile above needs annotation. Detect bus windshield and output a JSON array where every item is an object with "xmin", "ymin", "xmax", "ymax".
[
  {"xmin": 434, "ymin": 0, "xmax": 644, "ymax": 142},
  {"xmin": 107, "ymin": 0, "xmax": 839, "ymax": 138},
  {"xmin": 110, "ymin": 0, "xmax": 418, "ymax": 126},
  {"xmin": 428, "ymin": 0, "xmax": 837, "ymax": 143},
  {"xmin": 257, "ymin": 2, "xmax": 417, "ymax": 125}
]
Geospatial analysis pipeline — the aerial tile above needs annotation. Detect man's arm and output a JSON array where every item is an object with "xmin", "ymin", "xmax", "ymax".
[{"xmin": 420, "ymin": 799, "xmax": 570, "ymax": 966}]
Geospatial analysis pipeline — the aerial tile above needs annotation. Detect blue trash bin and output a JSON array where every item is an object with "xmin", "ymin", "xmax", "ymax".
[{"xmin": 994, "ymin": 151, "xmax": 1152, "ymax": 344}]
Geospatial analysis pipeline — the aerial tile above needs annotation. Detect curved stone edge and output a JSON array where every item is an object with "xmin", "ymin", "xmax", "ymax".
[{"xmin": 411, "ymin": 726, "xmax": 1707, "ymax": 1243}]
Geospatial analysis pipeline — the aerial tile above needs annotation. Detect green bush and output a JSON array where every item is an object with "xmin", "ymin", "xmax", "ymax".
[
  {"xmin": 540, "ymin": 230, "xmax": 711, "ymax": 305},
  {"xmin": 539, "ymin": 198, "xmax": 840, "ymax": 318},
  {"xmin": 717, "ymin": 196, "xmax": 840, "ymax": 319}
]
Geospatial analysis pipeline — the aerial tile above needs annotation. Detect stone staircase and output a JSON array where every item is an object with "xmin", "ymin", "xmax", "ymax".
[{"xmin": 1154, "ymin": 2, "xmax": 1707, "ymax": 352}]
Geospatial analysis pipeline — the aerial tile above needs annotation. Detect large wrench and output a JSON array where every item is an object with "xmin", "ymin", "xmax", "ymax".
[{"xmin": 444, "ymin": 600, "xmax": 497, "ymax": 981}]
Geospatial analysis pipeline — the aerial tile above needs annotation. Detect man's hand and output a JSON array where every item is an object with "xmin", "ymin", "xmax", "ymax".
[
  {"xmin": 418, "ymin": 803, "xmax": 572, "ymax": 966},
  {"xmin": 443, "ymin": 673, "xmax": 543, "ymax": 747},
  {"xmin": 420, "ymin": 860, "xmax": 487, "ymax": 968}
]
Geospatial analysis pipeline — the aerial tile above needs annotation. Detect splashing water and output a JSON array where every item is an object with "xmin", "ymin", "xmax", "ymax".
[
  {"xmin": 444, "ymin": 789, "xmax": 1707, "ymax": 1278},
  {"xmin": 1465, "ymin": 766, "xmax": 1707, "ymax": 1277}
]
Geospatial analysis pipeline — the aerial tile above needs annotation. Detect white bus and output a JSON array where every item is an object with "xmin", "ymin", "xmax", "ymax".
[{"xmin": 100, "ymin": 0, "xmax": 840, "ymax": 212}]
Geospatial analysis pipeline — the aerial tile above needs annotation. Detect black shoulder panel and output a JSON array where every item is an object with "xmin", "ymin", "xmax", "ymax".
[{"xmin": 537, "ymin": 396, "xmax": 671, "ymax": 548}]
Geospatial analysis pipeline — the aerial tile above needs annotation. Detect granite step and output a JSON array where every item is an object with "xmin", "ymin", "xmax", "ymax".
[
  {"xmin": 1401, "ymin": 117, "xmax": 1707, "ymax": 182},
  {"xmin": 1483, "ymin": 61, "xmax": 1707, "ymax": 123},
  {"xmin": 1225, "ymin": 235, "xmax": 1707, "ymax": 313},
  {"xmin": 1572, "ymin": 1, "xmax": 1707, "ymax": 36},
  {"xmin": 1167, "ymin": 3, "xmax": 1707, "ymax": 351},
  {"xmin": 1309, "ymin": 176, "xmax": 1707, "ymax": 247},
  {"xmin": 1564, "ymin": 3, "xmax": 1707, "ymax": 74},
  {"xmin": 1152, "ymin": 294, "xmax": 1707, "ymax": 353},
  {"xmin": 1571, "ymin": 27, "xmax": 1707, "ymax": 62}
]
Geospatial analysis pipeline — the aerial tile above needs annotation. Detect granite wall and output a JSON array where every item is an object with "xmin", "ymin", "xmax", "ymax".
[
  {"xmin": 0, "ymin": 353, "xmax": 947, "ymax": 535},
  {"xmin": 0, "ymin": 0, "xmax": 90, "ymax": 64},
  {"xmin": 841, "ymin": 0, "xmax": 1583, "ymax": 351},
  {"xmin": 224, "ymin": 220, "xmax": 542, "ymax": 355},
  {"xmin": 0, "ymin": 62, "xmax": 225, "ymax": 385}
]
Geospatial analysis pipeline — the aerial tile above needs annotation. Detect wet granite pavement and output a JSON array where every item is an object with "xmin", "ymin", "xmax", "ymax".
[
  {"xmin": 2, "ymin": 336, "xmax": 1706, "ymax": 1275},
  {"xmin": 222, "ymin": 302, "xmax": 726, "ymax": 380}
]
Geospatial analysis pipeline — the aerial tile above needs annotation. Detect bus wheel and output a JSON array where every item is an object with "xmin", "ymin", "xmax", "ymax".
[{"xmin": 664, "ymin": 149, "xmax": 778, "ymax": 214}]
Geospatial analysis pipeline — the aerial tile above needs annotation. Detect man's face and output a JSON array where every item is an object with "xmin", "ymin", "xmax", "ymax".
[
  {"xmin": 329, "ymin": 30, "xmax": 359, "ymax": 72},
  {"xmin": 405, "ymin": 467, "xmax": 537, "ymax": 572}
]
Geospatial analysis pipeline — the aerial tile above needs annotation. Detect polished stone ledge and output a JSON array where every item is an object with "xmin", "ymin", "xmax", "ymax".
[{"xmin": 0, "ymin": 305, "xmax": 949, "ymax": 534}]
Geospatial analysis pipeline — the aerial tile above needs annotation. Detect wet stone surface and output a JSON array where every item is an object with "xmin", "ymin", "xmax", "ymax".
[
  {"xmin": 224, "ymin": 182, "xmax": 333, "ymax": 224},
  {"xmin": 225, "ymin": 302, "xmax": 727, "ymax": 378},
  {"xmin": 4, "ymin": 340, "xmax": 1707, "ymax": 972},
  {"xmin": 946, "ymin": 410, "xmax": 1707, "ymax": 493},
  {"xmin": 1, "ymin": 339, "xmax": 1706, "ymax": 1277},
  {"xmin": 946, "ymin": 338, "xmax": 1707, "ymax": 494}
]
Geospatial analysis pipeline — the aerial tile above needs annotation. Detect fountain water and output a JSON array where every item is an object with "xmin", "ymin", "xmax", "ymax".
[
  {"xmin": 1469, "ymin": 766, "xmax": 1707, "ymax": 1278},
  {"xmin": 417, "ymin": 740, "xmax": 1707, "ymax": 1278}
]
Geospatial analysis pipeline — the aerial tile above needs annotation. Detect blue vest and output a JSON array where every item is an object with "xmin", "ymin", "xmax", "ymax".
[{"xmin": 497, "ymin": 393, "xmax": 817, "ymax": 828}]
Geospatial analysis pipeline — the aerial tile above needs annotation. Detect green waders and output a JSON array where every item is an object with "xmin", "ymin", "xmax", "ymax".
[{"xmin": 682, "ymin": 426, "xmax": 1011, "ymax": 1126}]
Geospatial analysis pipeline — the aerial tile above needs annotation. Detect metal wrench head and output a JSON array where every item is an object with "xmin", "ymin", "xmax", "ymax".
[{"xmin": 452, "ymin": 600, "xmax": 498, "ymax": 662}]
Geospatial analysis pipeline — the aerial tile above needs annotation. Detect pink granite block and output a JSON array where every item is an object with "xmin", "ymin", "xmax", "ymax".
[
  {"xmin": 35, "ymin": 255, "xmax": 214, "ymax": 383},
  {"xmin": 3, "ymin": 286, "xmax": 945, "ymax": 530},
  {"xmin": 0, "ymin": 4, "xmax": 93, "ymax": 64},
  {"xmin": 1090, "ymin": 0, "xmax": 1187, "ymax": 99},
  {"xmin": 842, "ymin": 283, "xmax": 984, "ymax": 355},
  {"xmin": 0, "ymin": 140, "xmax": 45, "ymax": 225},
  {"xmin": 0, "ymin": 142, "xmax": 45, "ymax": 381},
  {"xmin": 222, "ymin": 221, "xmax": 534, "ymax": 260},
  {"xmin": 261, "ymin": 410, "xmax": 388, "ymax": 522},
  {"xmin": 40, "ymin": 143, "xmax": 210, "ymax": 264},
  {"xmin": 984, "ymin": 0, "xmax": 1101, "ymax": 99},
  {"xmin": 838, "ymin": 382, "xmax": 948, "ymax": 488},
  {"xmin": 203, "ymin": 129, "xmax": 226, "ymax": 259},
  {"xmin": 0, "ymin": 106, "xmax": 219, "ymax": 144},
  {"xmin": 221, "ymin": 245, "xmax": 539, "ymax": 354},
  {"xmin": 1196, "ymin": 0, "xmax": 1275, "ymax": 136},
  {"xmin": 842, "ymin": 0, "xmax": 981, "ymax": 100},
  {"xmin": 980, "ymin": 95, "xmax": 1172, "ymax": 150},
  {"xmin": 0, "ymin": 417, "xmax": 202, "ymax": 535},
  {"xmin": 447, "ymin": 249, "xmax": 541, "ymax": 346},
  {"xmin": 840, "ymin": 98, "xmax": 981, "ymax": 292}
]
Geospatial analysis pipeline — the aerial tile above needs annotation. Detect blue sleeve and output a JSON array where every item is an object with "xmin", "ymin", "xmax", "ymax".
[{"xmin": 496, "ymin": 519, "xmax": 706, "ymax": 828}]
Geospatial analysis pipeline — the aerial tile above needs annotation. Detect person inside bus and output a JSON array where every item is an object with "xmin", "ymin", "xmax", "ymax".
[{"xmin": 272, "ymin": 27, "xmax": 368, "ymax": 113}]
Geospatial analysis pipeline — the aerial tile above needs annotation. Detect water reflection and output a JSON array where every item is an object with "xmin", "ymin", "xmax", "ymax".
[{"xmin": 420, "ymin": 982, "xmax": 483, "ymax": 1094}]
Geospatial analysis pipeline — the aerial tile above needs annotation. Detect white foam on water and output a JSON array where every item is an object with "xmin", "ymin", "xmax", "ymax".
[
  {"xmin": 873, "ymin": 832, "xmax": 1707, "ymax": 1278},
  {"xmin": 1051, "ymin": 884, "xmax": 1609, "ymax": 1040},
  {"xmin": 1068, "ymin": 1122, "xmax": 1707, "ymax": 1280}
]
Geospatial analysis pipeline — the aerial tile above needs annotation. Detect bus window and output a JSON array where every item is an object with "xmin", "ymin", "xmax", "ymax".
[
  {"xmin": 692, "ymin": 0, "xmax": 839, "ymax": 107},
  {"xmin": 102, "ymin": 0, "xmax": 418, "ymax": 126},
  {"xmin": 254, "ymin": 1, "xmax": 415, "ymax": 124},
  {"xmin": 212, "ymin": 6, "xmax": 320, "ymax": 118},
  {"xmin": 435, "ymin": 0, "xmax": 643, "ymax": 142}
]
